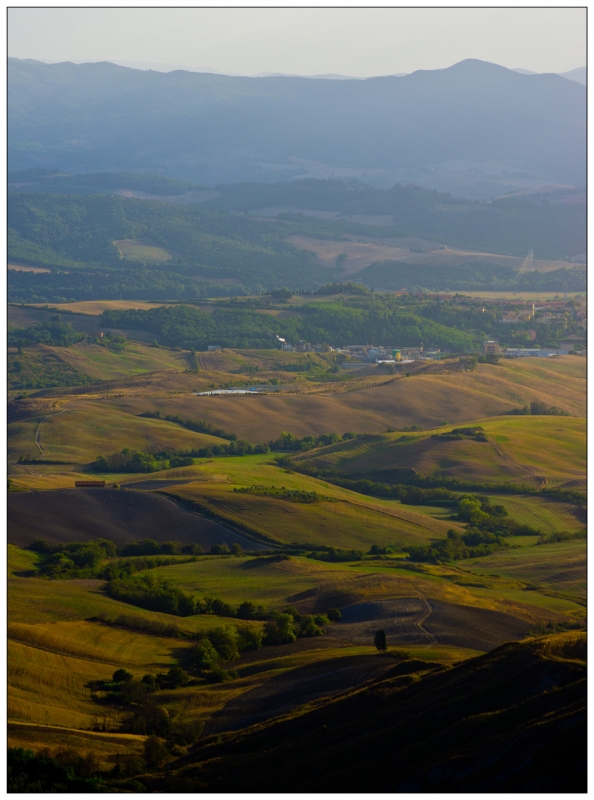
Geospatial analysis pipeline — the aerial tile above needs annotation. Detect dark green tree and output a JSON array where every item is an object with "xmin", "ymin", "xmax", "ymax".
[{"xmin": 374, "ymin": 629, "xmax": 387, "ymax": 654}]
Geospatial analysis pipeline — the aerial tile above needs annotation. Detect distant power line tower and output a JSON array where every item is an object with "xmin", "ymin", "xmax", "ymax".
[{"xmin": 506, "ymin": 249, "xmax": 534, "ymax": 288}]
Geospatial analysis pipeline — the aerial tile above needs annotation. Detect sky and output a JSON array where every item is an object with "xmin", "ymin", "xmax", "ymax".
[{"xmin": 8, "ymin": 7, "xmax": 586, "ymax": 77}]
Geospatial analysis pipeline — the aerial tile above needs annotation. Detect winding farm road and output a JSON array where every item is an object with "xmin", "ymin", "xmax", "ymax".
[{"xmin": 34, "ymin": 409, "xmax": 65, "ymax": 454}]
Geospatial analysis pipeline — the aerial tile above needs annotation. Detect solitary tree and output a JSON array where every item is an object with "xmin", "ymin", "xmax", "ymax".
[{"xmin": 374, "ymin": 629, "xmax": 387, "ymax": 654}]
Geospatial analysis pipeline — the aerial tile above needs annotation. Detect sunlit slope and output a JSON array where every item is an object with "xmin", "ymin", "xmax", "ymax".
[
  {"xmin": 54, "ymin": 341, "xmax": 191, "ymax": 381},
  {"xmin": 160, "ymin": 457, "xmax": 459, "ymax": 549},
  {"xmin": 488, "ymin": 495, "xmax": 585, "ymax": 533},
  {"xmin": 294, "ymin": 416, "xmax": 586, "ymax": 489},
  {"xmin": 95, "ymin": 356, "xmax": 585, "ymax": 441},
  {"xmin": 462, "ymin": 540, "xmax": 586, "ymax": 603},
  {"xmin": 7, "ymin": 401, "xmax": 227, "ymax": 464}
]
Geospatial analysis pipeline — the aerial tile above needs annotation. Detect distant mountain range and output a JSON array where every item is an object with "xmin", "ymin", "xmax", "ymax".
[
  {"xmin": 9, "ymin": 58, "xmax": 585, "ymax": 198},
  {"xmin": 514, "ymin": 66, "xmax": 586, "ymax": 85}
]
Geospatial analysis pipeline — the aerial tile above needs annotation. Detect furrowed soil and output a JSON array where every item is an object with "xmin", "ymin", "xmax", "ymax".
[
  {"xmin": 8, "ymin": 488, "xmax": 267, "ymax": 549},
  {"xmin": 331, "ymin": 598, "xmax": 530, "ymax": 650}
]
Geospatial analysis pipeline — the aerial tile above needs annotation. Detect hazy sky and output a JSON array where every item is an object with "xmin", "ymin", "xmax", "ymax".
[{"xmin": 8, "ymin": 7, "xmax": 586, "ymax": 77}]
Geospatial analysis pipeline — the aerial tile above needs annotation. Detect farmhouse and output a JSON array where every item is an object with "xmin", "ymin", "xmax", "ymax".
[{"xmin": 483, "ymin": 340, "xmax": 500, "ymax": 355}]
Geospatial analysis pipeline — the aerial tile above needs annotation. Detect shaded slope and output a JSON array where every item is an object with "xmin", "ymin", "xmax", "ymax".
[
  {"xmin": 334, "ymin": 598, "xmax": 529, "ymax": 651},
  {"xmin": 7, "ymin": 488, "xmax": 267, "ymax": 549},
  {"xmin": 147, "ymin": 632, "xmax": 586, "ymax": 793}
]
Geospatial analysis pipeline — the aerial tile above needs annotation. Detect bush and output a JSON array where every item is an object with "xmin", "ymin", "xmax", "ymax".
[
  {"xmin": 112, "ymin": 668, "xmax": 134, "ymax": 684},
  {"xmin": 210, "ymin": 543, "xmax": 231, "ymax": 555},
  {"xmin": 144, "ymin": 735, "xmax": 169, "ymax": 768},
  {"xmin": 193, "ymin": 639, "xmax": 221, "ymax": 671},
  {"xmin": 264, "ymin": 613, "xmax": 297, "ymax": 645},
  {"xmin": 8, "ymin": 748, "xmax": 103, "ymax": 793},
  {"xmin": 298, "ymin": 614, "xmax": 324, "ymax": 637},
  {"xmin": 236, "ymin": 600, "xmax": 263, "ymax": 620},
  {"xmin": 236, "ymin": 625, "xmax": 264, "ymax": 651},
  {"xmin": 205, "ymin": 667, "xmax": 237, "ymax": 683},
  {"xmin": 207, "ymin": 627, "xmax": 240, "ymax": 661},
  {"xmin": 167, "ymin": 666, "xmax": 190, "ymax": 688}
]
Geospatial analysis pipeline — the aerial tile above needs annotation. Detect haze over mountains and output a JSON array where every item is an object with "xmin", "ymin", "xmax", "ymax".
[{"xmin": 9, "ymin": 57, "xmax": 585, "ymax": 198}]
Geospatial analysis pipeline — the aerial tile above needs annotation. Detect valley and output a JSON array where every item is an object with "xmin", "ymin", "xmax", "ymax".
[{"xmin": 6, "ymin": 40, "xmax": 586, "ymax": 790}]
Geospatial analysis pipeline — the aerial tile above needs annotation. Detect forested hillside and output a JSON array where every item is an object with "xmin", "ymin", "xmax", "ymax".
[
  {"xmin": 208, "ymin": 180, "xmax": 586, "ymax": 261},
  {"xmin": 7, "ymin": 185, "xmax": 586, "ymax": 301},
  {"xmin": 100, "ymin": 299, "xmax": 477, "ymax": 350}
]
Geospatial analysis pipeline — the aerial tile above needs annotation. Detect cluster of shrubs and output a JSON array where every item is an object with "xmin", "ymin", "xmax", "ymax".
[
  {"xmin": 137, "ymin": 412, "xmax": 270, "ymax": 456},
  {"xmin": 431, "ymin": 426, "xmax": 488, "ymax": 442},
  {"xmin": 138, "ymin": 411, "xmax": 238, "ymax": 441},
  {"xmin": 291, "ymin": 461, "xmax": 583, "ymax": 504},
  {"xmin": 477, "ymin": 353, "xmax": 500, "ymax": 364},
  {"xmin": 315, "ymin": 282, "xmax": 369, "ymax": 296},
  {"xmin": 7, "ymin": 318, "xmax": 85, "ymax": 349},
  {"xmin": 505, "ymin": 401, "xmax": 569, "ymax": 416},
  {"xmin": 233, "ymin": 486, "xmax": 325, "ymax": 503},
  {"xmin": 537, "ymin": 530, "xmax": 586, "ymax": 545},
  {"xmin": 104, "ymin": 574, "xmax": 264, "ymax": 619},
  {"xmin": 94, "ymin": 448, "xmax": 193, "ymax": 473},
  {"xmin": 106, "ymin": 574, "xmax": 207, "ymax": 617},
  {"xmin": 100, "ymin": 669, "xmax": 204, "ymax": 758},
  {"xmin": 404, "ymin": 528, "xmax": 509, "ymax": 563},
  {"xmin": 29, "ymin": 537, "xmax": 256, "ymax": 580},
  {"xmin": 307, "ymin": 547, "xmax": 366, "ymax": 563},
  {"xmin": 269, "ymin": 430, "xmax": 357, "ymax": 452},
  {"xmin": 8, "ymin": 748, "xmax": 104, "ymax": 793},
  {"xmin": 29, "ymin": 538, "xmax": 214, "ymax": 579}
]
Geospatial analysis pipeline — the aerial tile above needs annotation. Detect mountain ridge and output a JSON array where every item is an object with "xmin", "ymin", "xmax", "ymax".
[{"xmin": 9, "ymin": 58, "xmax": 585, "ymax": 195}]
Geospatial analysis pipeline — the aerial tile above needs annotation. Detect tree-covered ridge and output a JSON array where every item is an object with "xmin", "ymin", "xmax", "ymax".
[
  {"xmin": 207, "ymin": 179, "xmax": 585, "ymax": 260},
  {"xmin": 354, "ymin": 260, "xmax": 586, "ymax": 293},
  {"xmin": 7, "ymin": 192, "xmax": 332, "ymax": 289},
  {"xmin": 7, "ymin": 268, "xmax": 252, "ymax": 303},
  {"xmin": 100, "ymin": 298, "xmax": 478, "ymax": 350},
  {"xmin": 7, "ymin": 185, "xmax": 586, "ymax": 302},
  {"xmin": 7, "ymin": 319, "xmax": 85, "ymax": 348}
]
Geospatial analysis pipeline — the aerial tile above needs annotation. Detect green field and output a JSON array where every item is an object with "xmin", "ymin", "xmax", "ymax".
[{"xmin": 57, "ymin": 341, "xmax": 192, "ymax": 381}]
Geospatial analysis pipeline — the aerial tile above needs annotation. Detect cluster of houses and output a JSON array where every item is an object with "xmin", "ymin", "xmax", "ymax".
[
  {"xmin": 483, "ymin": 340, "xmax": 585, "ymax": 358},
  {"xmin": 499, "ymin": 301, "xmax": 586, "ymax": 331},
  {"xmin": 274, "ymin": 339, "xmax": 442, "ymax": 363}
]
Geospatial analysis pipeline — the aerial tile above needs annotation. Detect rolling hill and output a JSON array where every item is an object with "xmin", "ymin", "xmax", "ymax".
[{"xmin": 292, "ymin": 415, "xmax": 586, "ymax": 490}]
